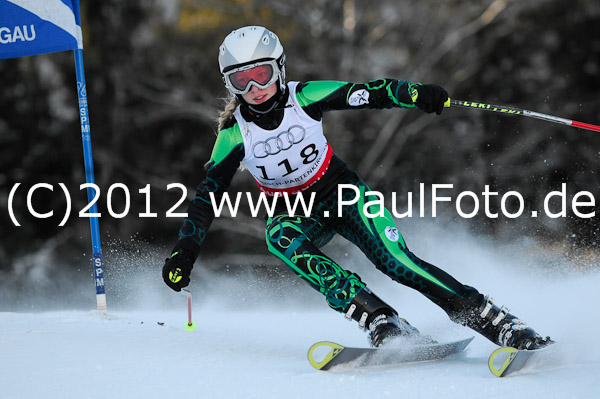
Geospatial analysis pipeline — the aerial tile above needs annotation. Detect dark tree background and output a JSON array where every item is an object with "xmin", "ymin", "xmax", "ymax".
[{"xmin": 1, "ymin": 0, "xmax": 598, "ymax": 298}]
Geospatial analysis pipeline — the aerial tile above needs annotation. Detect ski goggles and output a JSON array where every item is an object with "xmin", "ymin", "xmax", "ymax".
[{"xmin": 223, "ymin": 60, "xmax": 281, "ymax": 95}]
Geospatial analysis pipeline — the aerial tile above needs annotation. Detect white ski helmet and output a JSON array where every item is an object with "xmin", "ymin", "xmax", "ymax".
[{"xmin": 218, "ymin": 26, "xmax": 286, "ymax": 95}]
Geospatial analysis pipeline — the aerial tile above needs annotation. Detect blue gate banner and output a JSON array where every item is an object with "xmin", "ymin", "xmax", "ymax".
[{"xmin": 0, "ymin": 0, "xmax": 82, "ymax": 59}]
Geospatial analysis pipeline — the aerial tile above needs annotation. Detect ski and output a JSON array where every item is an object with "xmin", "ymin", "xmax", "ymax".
[
  {"xmin": 307, "ymin": 336, "xmax": 474, "ymax": 370},
  {"xmin": 488, "ymin": 343, "xmax": 554, "ymax": 377}
]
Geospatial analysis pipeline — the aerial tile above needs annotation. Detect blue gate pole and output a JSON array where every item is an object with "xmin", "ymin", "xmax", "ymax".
[{"xmin": 74, "ymin": 48, "xmax": 107, "ymax": 311}]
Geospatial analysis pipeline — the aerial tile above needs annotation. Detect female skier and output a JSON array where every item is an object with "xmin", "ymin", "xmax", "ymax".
[{"xmin": 163, "ymin": 26, "xmax": 550, "ymax": 349}]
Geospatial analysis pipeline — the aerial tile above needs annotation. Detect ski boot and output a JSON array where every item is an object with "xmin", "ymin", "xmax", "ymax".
[
  {"xmin": 343, "ymin": 287, "xmax": 424, "ymax": 347},
  {"xmin": 450, "ymin": 294, "xmax": 552, "ymax": 350}
]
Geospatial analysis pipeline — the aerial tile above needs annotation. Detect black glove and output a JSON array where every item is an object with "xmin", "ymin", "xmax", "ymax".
[
  {"xmin": 414, "ymin": 84, "xmax": 449, "ymax": 115},
  {"xmin": 162, "ymin": 248, "xmax": 195, "ymax": 292}
]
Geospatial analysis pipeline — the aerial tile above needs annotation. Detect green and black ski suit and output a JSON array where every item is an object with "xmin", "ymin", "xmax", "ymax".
[{"xmin": 174, "ymin": 79, "xmax": 480, "ymax": 317}]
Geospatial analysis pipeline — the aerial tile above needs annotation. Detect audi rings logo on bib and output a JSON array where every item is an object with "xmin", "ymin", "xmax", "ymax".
[{"xmin": 252, "ymin": 125, "xmax": 306, "ymax": 158}]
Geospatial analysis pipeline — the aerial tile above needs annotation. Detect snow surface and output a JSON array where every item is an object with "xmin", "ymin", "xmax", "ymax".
[{"xmin": 2, "ymin": 223, "xmax": 600, "ymax": 399}]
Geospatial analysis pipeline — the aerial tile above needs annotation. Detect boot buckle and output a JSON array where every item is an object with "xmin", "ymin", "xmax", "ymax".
[
  {"xmin": 358, "ymin": 312, "xmax": 368, "ymax": 330},
  {"xmin": 480, "ymin": 296, "xmax": 494, "ymax": 318},
  {"xmin": 492, "ymin": 306, "xmax": 509, "ymax": 326},
  {"xmin": 344, "ymin": 304, "xmax": 356, "ymax": 320}
]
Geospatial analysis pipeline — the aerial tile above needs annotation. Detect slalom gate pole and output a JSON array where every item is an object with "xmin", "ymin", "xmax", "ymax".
[
  {"xmin": 445, "ymin": 98, "xmax": 600, "ymax": 133},
  {"xmin": 74, "ymin": 49, "xmax": 107, "ymax": 311}
]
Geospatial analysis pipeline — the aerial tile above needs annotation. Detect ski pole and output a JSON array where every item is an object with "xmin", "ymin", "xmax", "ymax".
[
  {"xmin": 444, "ymin": 98, "xmax": 600, "ymax": 133},
  {"xmin": 182, "ymin": 288, "xmax": 196, "ymax": 331}
]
